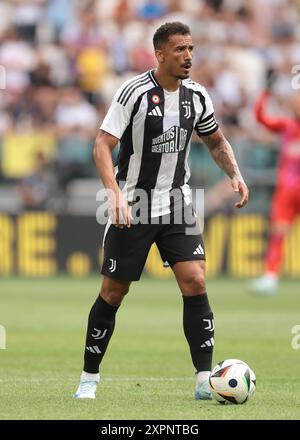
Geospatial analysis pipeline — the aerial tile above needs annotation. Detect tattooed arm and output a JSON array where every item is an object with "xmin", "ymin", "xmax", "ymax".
[{"xmin": 200, "ymin": 128, "xmax": 249, "ymax": 208}]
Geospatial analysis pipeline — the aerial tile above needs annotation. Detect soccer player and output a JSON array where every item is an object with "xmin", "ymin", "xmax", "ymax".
[
  {"xmin": 249, "ymin": 89, "xmax": 300, "ymax": 295},
  {"xmin": 73, "ymin": 22, "xmax": 249, "ymax": 399}
]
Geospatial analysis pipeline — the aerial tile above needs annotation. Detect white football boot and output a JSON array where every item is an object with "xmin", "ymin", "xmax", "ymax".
[
  {"xmin": 195, "ymin": 371, "xmax": 212, "ymax": 400},
  {"xmin": 248, "ymin": 273, "xmax": 278, "ymax": 296},
  {"xmin": 73, "ymin": 372, "xmax": 100, "ymax": 399}
]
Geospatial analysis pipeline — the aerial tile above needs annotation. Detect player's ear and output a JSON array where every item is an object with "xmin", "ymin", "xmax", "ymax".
[{"xmin": 155, "ymin": 49, "xmax": 165, "ymax": 64}]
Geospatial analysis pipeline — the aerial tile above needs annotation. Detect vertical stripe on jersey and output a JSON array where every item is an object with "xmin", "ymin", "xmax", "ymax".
[
  {"xmin": 116, "ymin": 93, "xmax": 144, "ymax": 182},
  {"xmin": 122, "ymin": 92, "xmax": 151, "ymax": 202},
  {"xmin": 135, "ymin": 87, "xmax": 165, "ymax": 214},
  {"xmin": 151, "ymin": 89, "xmax": 180, "ymax": 217},
  {"xmin": 170, "ymin": 84, "xmax": 195, "ymax": 210},
  {"xmin": 179, "ymin": 89, "xmax": 206, "ymax": 203},
  {"xmin": 180, "ymin": 141, "xmax": 192, "ymax": 205}
]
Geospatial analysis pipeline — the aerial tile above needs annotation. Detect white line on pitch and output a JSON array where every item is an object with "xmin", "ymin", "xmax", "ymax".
[{"xmin": 0, "ymin": 377, "xmax": 192, "ymax": 383}]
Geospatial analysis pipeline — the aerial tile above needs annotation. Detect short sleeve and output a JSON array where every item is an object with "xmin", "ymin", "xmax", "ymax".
[
  {"xmin": 195, "ymin": 88, "xmax": 219, "ymax": 137},
  {"xmin": 100, "ymin": 85, "xmax": 134, "ymax": 139}
]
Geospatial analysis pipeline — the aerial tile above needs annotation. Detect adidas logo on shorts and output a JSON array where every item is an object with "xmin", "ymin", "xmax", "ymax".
[{"xmin": 193, "ymin": 244, "xmax": 204, "ymax": 255}]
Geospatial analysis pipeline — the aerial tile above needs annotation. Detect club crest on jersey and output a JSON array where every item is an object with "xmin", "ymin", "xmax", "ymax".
[
  {"xmin": 151, "ymin": 94, "xmax": 160, "ymax": 104},
  {"xmin": 182, "ymin": 100, "xmax": 191, "ymax": 119}
]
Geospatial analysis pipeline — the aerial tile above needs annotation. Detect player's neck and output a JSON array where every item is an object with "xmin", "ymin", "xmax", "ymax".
[{"xmin": 153, "ymin": 68, "xmax": 181, "ymax": 92}]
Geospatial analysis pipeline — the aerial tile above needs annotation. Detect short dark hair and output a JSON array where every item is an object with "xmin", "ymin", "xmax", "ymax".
[{"xmin": 153, "ymin": 22, "xmax": 191, "ymax": 49}]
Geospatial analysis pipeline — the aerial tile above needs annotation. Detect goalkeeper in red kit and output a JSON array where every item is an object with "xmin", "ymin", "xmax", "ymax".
[{"xmin": 250, "ymin": 88, "xmax": 300, "ymax": 295}]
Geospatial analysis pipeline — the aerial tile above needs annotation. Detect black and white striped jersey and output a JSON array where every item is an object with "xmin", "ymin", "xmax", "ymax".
[{"xmin": 100, "ymin": 69, "xmax": 219, "ymax": 217}]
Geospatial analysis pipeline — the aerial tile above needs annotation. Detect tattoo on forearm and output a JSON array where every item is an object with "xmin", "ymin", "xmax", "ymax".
[{"xmin": 202, "ymin": 131, "xmax": 242, "ymax": 180}]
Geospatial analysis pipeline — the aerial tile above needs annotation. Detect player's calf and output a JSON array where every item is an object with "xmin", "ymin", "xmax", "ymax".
[{"xmin": 182, "ymin": 294, "xmax": 214, "ymax": 400}]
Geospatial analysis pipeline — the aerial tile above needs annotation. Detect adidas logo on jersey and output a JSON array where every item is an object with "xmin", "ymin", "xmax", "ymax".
[
  {"xmin": 193, "ymin": 244, "xmax": 204, "ymax": 255},
  {"xmin": 148, "ymin": 106, "xmax": 162, "ymax": 116}
]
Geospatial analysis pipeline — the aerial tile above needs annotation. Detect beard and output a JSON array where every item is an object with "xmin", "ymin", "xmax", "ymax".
[
  {"xmin": 176, "ymin": 64, "xmax": 192, "ymax": 80},
  {"xmin": 176, "ymin": 72, "xmax": 190, "ymax": 79}
]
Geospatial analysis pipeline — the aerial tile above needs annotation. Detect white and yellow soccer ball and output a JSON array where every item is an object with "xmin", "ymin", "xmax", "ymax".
[{"xmin": 209, "ymin": 359, "xmax": 256, "ymax": 404}]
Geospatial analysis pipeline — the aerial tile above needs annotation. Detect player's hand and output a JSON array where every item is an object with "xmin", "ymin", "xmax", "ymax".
[
  {"xmin": 108, "ymin": 190, "xmax": 132, "ymax": 228},
  {"xmin": 231, "ymin": 177, "xmax": 249, "ymax": 208}
]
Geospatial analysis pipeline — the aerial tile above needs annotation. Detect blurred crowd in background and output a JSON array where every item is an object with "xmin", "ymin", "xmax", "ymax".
[{"xmin": 0, "ymin": 0, "xmax": 299, "ymax": 213}]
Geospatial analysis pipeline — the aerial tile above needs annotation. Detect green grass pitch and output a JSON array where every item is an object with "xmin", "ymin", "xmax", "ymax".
[{"xmin": 0, "ymin": 276, "xmax": 300, "ymax": 420}]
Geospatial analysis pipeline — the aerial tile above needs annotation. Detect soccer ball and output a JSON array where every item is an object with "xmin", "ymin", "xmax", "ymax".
[{"xmin": 209, "ymin": 359, "xmax": 256, "ymax": 404}]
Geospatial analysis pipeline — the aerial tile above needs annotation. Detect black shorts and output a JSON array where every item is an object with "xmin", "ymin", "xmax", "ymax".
[{"xmin": 101, "ymin": 206, "xmax": 205, "ymax": 281}]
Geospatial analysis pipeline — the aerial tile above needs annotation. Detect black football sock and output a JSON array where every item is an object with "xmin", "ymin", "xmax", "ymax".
[
  {"xmin": 83, "ymin": 295, "xmax": 120, "ymax": 374},
  {"xmin": 183, "ymin": 294, "xmax": 214, "ymax": 373}
]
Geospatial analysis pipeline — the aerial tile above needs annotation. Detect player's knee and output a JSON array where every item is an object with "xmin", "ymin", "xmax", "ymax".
[
  {"xmin": 181, "ymin": 272, "xmax": 206, "ymax": 295},
  {"xmin": 100, "ymin": 284, "xmax": 130, "ymax": 306}
]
